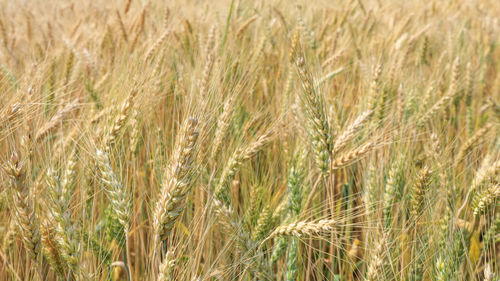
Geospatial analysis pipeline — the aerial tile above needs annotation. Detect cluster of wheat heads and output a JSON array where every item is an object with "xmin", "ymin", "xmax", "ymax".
[{"xmin": 0, "ymin": 0, "xmax": 499, "ymax": 280}]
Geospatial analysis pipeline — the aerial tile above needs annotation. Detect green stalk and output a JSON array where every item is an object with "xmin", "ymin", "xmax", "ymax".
[{"xmin": 220, "ymin": 0, "xmax": 235, "ymax": 52}]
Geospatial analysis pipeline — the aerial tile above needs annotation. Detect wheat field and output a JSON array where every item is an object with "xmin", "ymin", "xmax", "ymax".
[{"xmin": 0, "ymin": 0, "xmax": 499, "ymax": 280}]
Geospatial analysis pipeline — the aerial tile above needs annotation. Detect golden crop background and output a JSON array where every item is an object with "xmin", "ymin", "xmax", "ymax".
[{"xmin": 0, "ymin": 0, "xmax": 499, "ymax": 280}]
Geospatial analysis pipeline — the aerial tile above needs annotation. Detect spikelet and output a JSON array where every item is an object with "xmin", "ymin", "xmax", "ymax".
[
  {"xmin": 421, "ymin": 83, "xmax": 435, "ymax": 112},
  {"xmin": 103, "ymin": 90, "xmax": 137, "ymax": 151},
  {"xmin": 244, "ymin": 185, "xmax": 261, "ymax": 227},
  {"xmin": 285, "ymin": 238, "xmax": 298, "ymax": 281},
  {"xmin": 270, "ymin": 237, "xmax": 288, "ymax": 264},
  {"xmin": 471, "ymin": 158, "xmax": 500, "ymax": 191},
  {"xmin": 418, "ymin": 58, "xmax": 460, "ymax": 125},
  {"xmin": 35, "ymin": 98, "xmax": 79, "ymax": 142},
  {"xmin": 2, "ymin": 219, "xmax": 17, "ymax": 249},
  {"xmin": 61, "ymin": 150, "xmax": 78, "ymax": 198},
  {"xmin": 64, "ymin": 50, "xmax": 74, "ymax": 85},
  {"xmin": 213, "ymin": 198, "xmax": 237, "ymax": 234},
  {"xmin": 123, "ymin": 0, "xmax": 132, "ymax": 14},
  {"xmin": 236, "ymin": 15, "xmax": 258, "ymax": 38},
  {"xmin": 145, "ymin": 30, "xmax": 170, "ymax": 61},
  {"xmin": 241, "ymin": 128, "xmax": 274, "ymax": 161},
  {"xmin": 289, "ymin": 30, "xmax": 299, "ymax": 63},
  {"xmin": 95, "ymin": 150, "xmax": 131, "ymax": 232},
  {"xmin": 472, "ymin": 183, "xmax": 499, "ymax": 216},
  {"xmin": 383, "ymin": 155, "xmax": 404, "ymax": 226},
  {"xmin": 397, "ymin": 83, "xmax": 405, "ymax": 122},
  {"xmin": 211, "ymin": 95, "xmax": 235, "ymax": 159},
  {"xmin": 214, "ymin": 151, "xmax": 242, "ymax": 205},
  {"xmin": 418, "ymin": 36, "xmax": 428, "ymax": 65},
  {"xmin": 268, "ymin": 219, "xmax": 337, "ymax": 239},
  {"xmin": 251, "ymin": 207, "xmax": 273, "ymax": 241},
  {"xmin": 410, "ymin": 166, "xmax": 432, "ymax": 218},
  {"xmin": 271, "ymin": 161, "xmax": 304, "ymax": 263},
  {"xmin": 153, "ymin": 117, "xmax": 199, "ymax": 242},
  {"xmin": 464, "ymin": 62, "xmax": 474, "ymax": 135},
  {"xmin": 46, "ymin": 168, "xmax": 80, "ymax": 272},
  {"xmin": 296, "ymin": 12, "xmax": 316, "ymax": 49},
  {"xmin": 129, "ymin": 109, "xmax": 140, "ymax": 155},
  {"xmin": 321, "ymin": 50, "xmax": 343, "ymax": 69},
  {"xmin": 364, "ymin": 164, "xmax": 377, "ymax": 220},
  {"xmin": 447, "ymin": 57, "xmax": 461, "ymax": 97},
  {"xmin": 435, "ymin": 256, "xmax": 446, "ymax": 281},
  {"xmin": 332, "ymin": 142, "xmax": 373, "ymax": 169},
  {"xmin": 215, "ymin": 129, "xmax": 273, "ymax": 205},
  {"xmin": 158, "ymin": 251, "xmax": 176, "ymax": 281},
  {"xmin": 116, "ymin": 10, "xmax": 128, "ymax": 42},
  {"xmin": 333, "ymin": 110, "xmax": 373, "ymax": 154},
  {"xmin": 377, "ymin": 87, "xmax": 390, "ymax": 125},
  {"xmin": 204, "ymin": 25, "xmax": 216, "ymax": 56},
  {"xmin": 3, "ymin": 152, "xmax": 41, "ymax": 261},
  {"xmin": 0, "ymin": 102, "xmax": 21, "ymax": 125},
  {"xmin": 483, "ymin": 264, "xmax": 494, "ymax": 281},
  {"xmin": 272, "ymin": 199, "xmax": 289, "ymax": 222},
  {"xmin": 454, "ymin": 124, "xmax": 491, "ymax": 165},
  {"xmin": 488, "ymin": 98, "xmax": 500, "ymax": 120},
  {"xmin": 348, "ymin": 239, "xmax": 362, "ymax": 261},
  {"xmin": 41, "ymin": 221, "xmax": 67, "ymax": 277},
  {"xmin": 294, "ymin": 51, "xmax": 331, "ymax": 174},
  {"xmin": 0, "ymin": 18, "xmax": 8, "ymax": 49},
  {"xmin": 365, "ymin": 234, "xmax": 388, "ymax": 281},
  {"xmin": 367, "ymin": 64, "xmax": 383, "ymax": 113},
  {"xmin": 212, "ymin": 198, "xmax": 253, "ymax": 251},
  {"xmin": 283, "ymin": 67, "xmax": 295, "ymax": 106},
  {"xmin": 287, "ymin": 164, "xmax": 303, "ymax": 216}
]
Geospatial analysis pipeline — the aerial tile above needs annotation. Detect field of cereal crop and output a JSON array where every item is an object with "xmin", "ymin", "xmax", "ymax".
[{"xmin": 0, "ymin": 0, "xmax": 499, "ymax": 280}]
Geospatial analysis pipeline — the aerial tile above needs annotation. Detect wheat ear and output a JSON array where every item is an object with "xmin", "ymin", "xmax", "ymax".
[
  {"xmin": 104, "ymin": 90, "xmax": 137, "ymax": 151},
  {"xmin": 3, "ymin": 152, "xmax": 41, "ymax": 262},
  {"xmin": 418, "ymin": 58, "xmax": 460, "ymax": 125},
  {"xmin": 35, "ymin": 98, "xmax": 79, "ymax": 142},
  {"xmin": 410, "ymin": 166, "xmax": 432, "ymax": 218},
  {"xmin": 41, "ymin": 221, "xmax": 67, "ymax": 278},
  {"xmin": 153, "ymin": 117, "xmax": 199, "ymax": 242},
  {"xmin": 293, "ymin": 47, "xmax": 331, "ymax": 174},
  {"xmin": 472, "ymin": 183, "xmax": 499, "ymax": 216},
  {"xmin": 46, "ymin": 168, "xmax": 80, "ymax": 273},
  {"xmin": 158, "ymin": 251, "xmax": 175, "ymax": 281},
  {"xmin": 95, "ymin": 150, "xmax": 131, "ymax": 232},
  {"xmin": 332, "ymin": 142, "xmax": 373, "ymax": 169},
  {"xmin": 454, "ymin": 123, "xmax": 491, "ymax": 165},
  {"xmin": 365, "ymin": 234, "xmax": 388, "ymax": 281},
  {"xmin": 332, "ymin": 110, "xmax": 373, "ymax": 154},
  {"xmin": 145, "ymin": 30, "xmax": 170, "ymax": 61},
  {"xmin": 268, "ymin": 219, "xmax": 337, "ymax": 240}
]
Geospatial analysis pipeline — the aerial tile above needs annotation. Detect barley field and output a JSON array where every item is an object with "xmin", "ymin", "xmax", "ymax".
[{"xmin": 0, "ymin": 0, "xmax": 499, "ymax": 280}]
